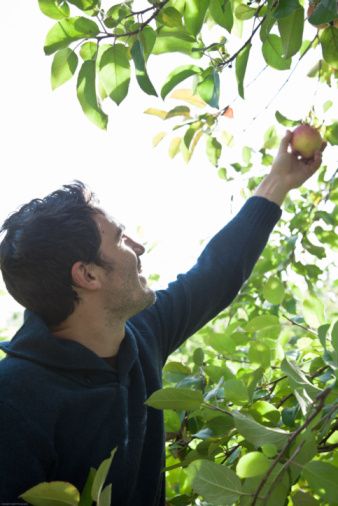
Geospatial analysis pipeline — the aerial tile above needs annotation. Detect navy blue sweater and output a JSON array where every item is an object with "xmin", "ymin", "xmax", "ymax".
[{"xmin": 0, "ymin": 197, "xmax": 282, "ymax": 504}]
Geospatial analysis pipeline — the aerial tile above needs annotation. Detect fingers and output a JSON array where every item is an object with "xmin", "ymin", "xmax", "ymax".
[
  {"xmin": 306, "ymin": 150, "xmax": 323, "ymax": 176},
  {"xmin": 278, "ymin": 130, "xmax": 293, "ymax": 155}
]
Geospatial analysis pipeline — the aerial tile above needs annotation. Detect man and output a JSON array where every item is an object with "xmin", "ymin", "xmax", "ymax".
[{"xmin": 0, "ymin": 132, "xmax": 324, "ymax": 504}]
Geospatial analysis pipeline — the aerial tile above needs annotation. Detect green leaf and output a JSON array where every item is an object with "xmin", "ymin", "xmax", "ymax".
[
  {"xmin": 233, "ymin": 411, "xmax": 289, "ymax": 448},
  {"xmin": 131, "ymin": 40, "xmax": 157, "ymax": 96},
  {"xmin": 308, "ymin": 0, "xmax": 338, "ymax": 26},
  {"xmin": 277, "ymin": 7, "xmax": 304, "ymax": 58},
  {"xmin": 79, "ymin": 468, "xmax": 96, "ymax": 506},
  {"xmin": 80, "ymin": 41, "xmax": 97, "ymax": 61},
  {"xmin": 99, "ymin": 44, "xmax": 131, "ymax": 105},
  {"xmin": 273, "ymin": 0, "xmax": 301, "ymax": 19},
  {"xmin": 206, "ymin": 136, "xmax": 222, "ymax": 166},
  {"xmin": 236, "ymin": 451, "xmax": 270, "ymax": 478},
  {"xmin": 20, "ymin": 482, "xmax": 80, "ymax": 506},
  {"xmin": 38, "ymin": 0, "xmax": 70, "ymax": 19},
  {"xmin": 196, "ymin": 69, "xmax": 220, "ymax": 108},
  {"xmin": 320, "ymin": 26, "xmax": 338, "ymax": 68},
  {"xmin": 263, "ymin": 275, "xmax": 285, "ymax": 304},
  {"xmin": 318, "ymin": 323, "xmax": 330, "ymax": 350},
  {"xmin": 302, "ymin": 295, "xmax": 325, "ymax": 328},
  {"xmin": 91, "ymin": 448, "xmax": 116, "ymax": 502},
  {"xmin": 139, "ymin": 26, "xmax": 157, "ymax": 61},
  {"xmin": 165, "ymin": 105, "xmax": 191, "ymax": 119},
  {"xmin": 235, "ymin": 4, "xmax": 257, "ymax": 20},
  {"xmin": 246, "ymin": 314, "xmax": 280, "ymax": 336},
  {"xmin": 275, "ymin": 110, "xmax": 301, "ymax": 127},
  {"xmin": 98, "ymin": 484, "xmax": 111, "ymax": 506},
  {"xmin": 77, "ymin": 60, "xmax": 108, "ymax": 129},
  {"xmin": 184, "ymin": 0, "xmax": 209, "ymax": 36},
  {"xmin": 262, "ymin": 34, "xmax": 292, "ymax": 70},
  {"xmin": 145, "ymin": 387, "xmax": 203, "ymax": 411},
  {"xmin": 44, "ymin": 17, "xmax": 99, "ymax": 55},
  {"xmin": 303, "ymin": 461, "xmax": 338, "ymax": 504},
  {"xmin": 67, "ymin": 0, "xmax": 98, "ymax": 11},
  {"xmin": 51, "ymin": 48, "xmax": 78, "ymax": 90},
  {"xmin": 169, "ymin": 137, "xmax": 182, "ymax": 158},
  {"xmin": 281, "ymin": 358, "xmax": 322, "ymax": 414},
  {"xmin": 223, "ymin": 379, "xmax": 249, "ymax": 404},
  {"xmin": 186, "ymin": 459, "xmax": 242, "ymax": 505},
  {"xmin": 332, "ymin": 319, "xmax": 338, "ymax": 357},
  {"xmin": 183, "ymin": 122, "xmax": 202, "ymax": 149},
  {"xmin": 235, "ymin": 43, "xmax": 251, "ymax": 99},
  {"xmin": 263, "ymin": 125, "xmax": 279, "ymax": 149},
  {"xmin": 325, "ymin": 121, "xmax": 338, "ymax": 145},
  {"xmin": 152, "ymin": 28, "xmax": 199, "ymax": 55},
  {"xmin": 164, "ymin": 409, "xmax": 182, "ymax": 432},
  {"xmin": 209, "ymin": 0, "xmax": 233, "ymax": 32},
  {"xmin": 144, "ymin": 108, "xmax": 167, "ymax": 119},
  {"xmin": 157, "ymin": 6, "xmax": 183, "ymax": 27},
  {"xmin": 161, "ymin": 65, "xmax": 202, "ymax": 100},
  {"xmin": 152, "ymin": 131, "xmax": 166, "ymax": 147}
]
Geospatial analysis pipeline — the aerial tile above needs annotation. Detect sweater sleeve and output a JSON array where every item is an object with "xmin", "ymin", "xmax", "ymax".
[
  {"xmin": 133, "ymin": 196, "xmax": 282, "ymax": 364},
  {"xmin": 0, "ymin": 401, "xmax": 53, "ymax": 502}
]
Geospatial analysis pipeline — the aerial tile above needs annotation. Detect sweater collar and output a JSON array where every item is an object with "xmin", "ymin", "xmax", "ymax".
[{"xmin": 0, "ymin": 310, "xmax": 139, "ymax": 375}]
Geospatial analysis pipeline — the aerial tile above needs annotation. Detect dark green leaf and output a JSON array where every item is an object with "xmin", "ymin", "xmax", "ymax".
[
  {"xmin": 196, "ymin": 69, "xmax": 220, "ymax": 108},
  {"xmin": 51, "ymin": 48, "xmax": 78, "ymax": 90},
  {"xmin": 273, "ymin": 0, "xmax": 301, "ymax": 19},
  {"xmin": 131, "ymin": 40, "xmax": 157, "ymax": 96},
  {"xmin": 262, "ymin": 34, "xmax": 292, "ymax": 70},
  {"xmin": 320, "ymin": 26, "xmax": 338, "ymax": 67},
  {"xmin": 277, "ymin": 7, "xmax": 304, "ymax": 58},
  {"xmin": 38, "ymin": 0, "xmax": 70, "ymax": 20},
  {"xmin": 44, "ymin": 17, "xmax": 99, "ymax": 55},
  {"xmin": 139, "ymin": 26, "xmax": 157, "ymax": 61},
  {"xmin": 308, "ymin": 0, "xmax": 338, "ymax": 26},
  {"xmin": 77, "ymin": 60, "xmax": 108, "ymax": 129},
  {"xmin": 235, "ymin": 43, "xmax": 251, "ymax": 99},
  {"xmin": 99, "ymin": 44, "xmax": 131, "ymax": 105},
  {"xmin": 161, "ymin": 65, "xmax": 202, "ymax": 99}
]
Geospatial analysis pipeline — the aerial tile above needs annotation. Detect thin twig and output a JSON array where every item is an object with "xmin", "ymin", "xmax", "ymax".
[{"xmin": 281, "ymin": 314, "xmax": 317, "ymax": 336}]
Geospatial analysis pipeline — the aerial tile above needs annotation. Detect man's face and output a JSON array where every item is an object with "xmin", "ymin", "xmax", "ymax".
[{"xmin": 94, "ymin": 213, "xmax": 156, "ymax": 319}]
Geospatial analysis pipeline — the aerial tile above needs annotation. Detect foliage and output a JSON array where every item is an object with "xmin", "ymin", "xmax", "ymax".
[
  {"xmin": 20, "ymin": 448, "xmax": 116, "ymax": 506},
  {"xmin": 11, "ymin": 0, "xmax": 338, "ymax": 504}
]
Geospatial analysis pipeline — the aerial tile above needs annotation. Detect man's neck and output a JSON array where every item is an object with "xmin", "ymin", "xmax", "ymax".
[{"xmin": 51, "ymin": 304, "xmax": 126, "ymax": 358}]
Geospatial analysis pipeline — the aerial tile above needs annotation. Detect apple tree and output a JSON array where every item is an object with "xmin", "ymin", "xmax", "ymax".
[{"xmin": 14, "ymin": 0, "xmax": 338, "ymax": 504}]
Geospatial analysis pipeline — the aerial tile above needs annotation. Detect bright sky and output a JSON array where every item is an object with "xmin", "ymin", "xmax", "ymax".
[{"xmin": 0, "ymin": 1, "xmax": 337, "ymax": 329}]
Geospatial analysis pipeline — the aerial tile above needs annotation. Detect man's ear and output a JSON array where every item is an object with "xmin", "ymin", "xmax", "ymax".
[{"xmin": 71, "ymin": 261, "xmax": 101, "ymax": 290}]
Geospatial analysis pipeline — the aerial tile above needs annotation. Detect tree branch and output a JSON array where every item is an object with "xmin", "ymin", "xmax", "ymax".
[{"xmin": 251, "ymin": 387, "xmax": 331, "ymax": 506}]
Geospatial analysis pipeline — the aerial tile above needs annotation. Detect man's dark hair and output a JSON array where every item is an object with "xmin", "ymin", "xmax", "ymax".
[{"xmin": 0, "ymin": 181, "xmax": 110, "ymax": 327}]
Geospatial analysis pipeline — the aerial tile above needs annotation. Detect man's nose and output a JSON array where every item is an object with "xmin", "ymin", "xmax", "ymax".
[{"xmin": 125, "ymin": 236, "xmax": 145, "ymax": 256}]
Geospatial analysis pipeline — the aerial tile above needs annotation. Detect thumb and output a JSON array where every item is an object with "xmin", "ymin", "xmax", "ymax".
[{"xmin": 278, "ymin": 130, "xmax": 292, "ymax": 155}]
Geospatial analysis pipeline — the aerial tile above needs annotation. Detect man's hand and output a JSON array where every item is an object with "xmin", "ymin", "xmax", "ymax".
[{"xmin": 254, "ymin": 130, "xmax": 326, "ymax": 207}]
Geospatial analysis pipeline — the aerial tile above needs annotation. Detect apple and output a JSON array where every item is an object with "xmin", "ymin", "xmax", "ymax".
[{"xmin": 291, "ymin": 124, "xmax": 323, "ymax": 159}]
